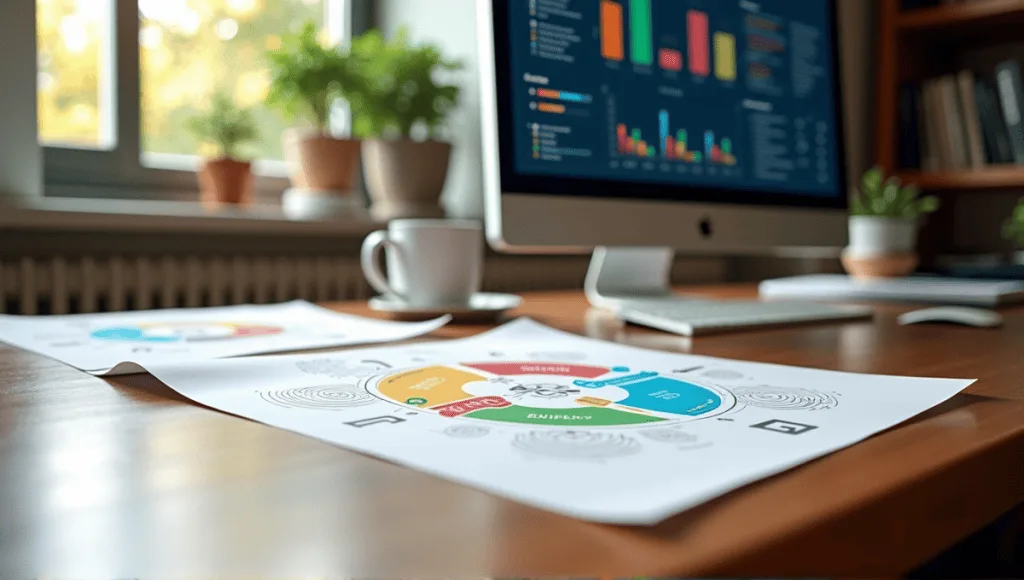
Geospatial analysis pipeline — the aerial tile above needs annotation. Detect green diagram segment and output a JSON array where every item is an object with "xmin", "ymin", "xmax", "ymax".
[{"xmin": 470, "ymin": 405, "xmax": 664, "ymax": 426}]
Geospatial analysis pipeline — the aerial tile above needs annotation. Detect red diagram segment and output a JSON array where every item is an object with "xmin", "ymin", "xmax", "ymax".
[{"xmin": 433, "ymin": 396, "xmax": 511, "ymax": 418}]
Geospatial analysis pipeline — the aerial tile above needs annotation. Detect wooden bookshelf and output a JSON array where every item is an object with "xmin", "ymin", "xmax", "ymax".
[
  {"xmin": 876, "ymin": 0, "xmax": 1024, "ymax": 264},
  {"xmin": 897, "ymin": 0, "xmax": 1024, "ymax": 31},
  {"xmin": 897, "ymin": 166, "xmax": 1024, "ymax": 189},
  {"xmin": 877, "ymin": 0, "xmax": 1024, "ymax": 177}
]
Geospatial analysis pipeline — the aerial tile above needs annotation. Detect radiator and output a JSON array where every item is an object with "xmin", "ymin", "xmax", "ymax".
[
  {"xmin": 0, "ymin": 252, "xmax": 726, "ymax": 315},
  {"xmin": 0, "ymin": 254, "xmax": 612, "ymax": 315}
]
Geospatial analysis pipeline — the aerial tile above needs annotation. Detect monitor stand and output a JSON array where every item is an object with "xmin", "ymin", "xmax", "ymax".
[
  {"xmin": 583, "ymin": 247, "xmax": 873, "ymax": 336},
  {"xmin": 584, "ymin": 247, "xmax": 678, "ymax": 309}
]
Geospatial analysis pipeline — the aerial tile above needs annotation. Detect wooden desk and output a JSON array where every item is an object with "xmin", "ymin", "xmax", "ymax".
[{"xmin": 1, "ymin": 286, "xmax": 1023, "ymax": 577}]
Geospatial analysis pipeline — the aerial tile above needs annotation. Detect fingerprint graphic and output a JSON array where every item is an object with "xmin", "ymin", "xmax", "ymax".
[
  {"xmin": 443, "ymin": 425, "xmax": 491, "ymax": 438},
  {"xmin": 512, "ymin": 431, "xmax": 641, "ymax": 460},
  {"xmin": 732, "ymin": 386, "xmax": 838, "ymax": 411},
  {"xmin": 639, "ymin": 428, "xmax": 700, "ymax": 444},
  {"xmin": 260, "ymin": 385, "xmax": 377, "ymax": 410}
]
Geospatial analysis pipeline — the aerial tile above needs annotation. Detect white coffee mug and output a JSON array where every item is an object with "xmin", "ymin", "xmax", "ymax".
[{"xmin": 361, "ymin": 220, "xmax": 484, "ymax": 307}]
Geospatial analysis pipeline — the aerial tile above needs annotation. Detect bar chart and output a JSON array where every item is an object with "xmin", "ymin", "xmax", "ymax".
[
  {"xmin": 659, "ymin": 110, "xmax": 702, "ymax": 163},
  {"xmin": 703, "ymin": 130, "xmax": 738, "ymax": 166},
  {"xmin": 614, "ymin": 107, "xmax": 738, "ymax": 167},
  {"xmin": 598, "ymin": 2, "xmax": 738, "ymax": 84},
  {"xmin": 617, "ymin": 123, "xmax": 656, "ymax": 158}
]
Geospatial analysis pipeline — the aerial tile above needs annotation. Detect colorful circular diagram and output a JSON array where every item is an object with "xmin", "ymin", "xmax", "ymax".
[
  {"xmin": 90, "ymin": 322, "xmax": 283, "ymax": 343},
  {"xmin": 366, "ymin": 362, "xmax": 735, "ymax": 428}
]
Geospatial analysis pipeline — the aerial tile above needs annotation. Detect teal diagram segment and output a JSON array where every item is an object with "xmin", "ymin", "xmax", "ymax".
[{"xmin": 575, "ymin": 373, "xmax": 722, "ymax": 416}]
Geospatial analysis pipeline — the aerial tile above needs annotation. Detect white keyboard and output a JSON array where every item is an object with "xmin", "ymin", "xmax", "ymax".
[{"xmin": 616, "ymin": 298, "xmax": 874, "ymax": 337}]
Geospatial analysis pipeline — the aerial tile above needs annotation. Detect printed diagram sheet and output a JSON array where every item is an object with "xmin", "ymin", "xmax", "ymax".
[
  {"xmin": 141, "ymin": 319, "xmax": 973, "ymax": 525},
  {"xmin": 0, "ymin": 301, "xmax": 450, "ymax": 375}
]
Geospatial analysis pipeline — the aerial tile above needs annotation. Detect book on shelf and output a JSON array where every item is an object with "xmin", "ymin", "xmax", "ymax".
[
  {"xmin": 939, "ymin": 75, "xmax": 970, "ymax": 169},
  {"xmin": 975, "ymin": 80, "xmax": 1014, "ymax": 164},
  {"xmin": 898, "ymin": 63, "xmax": 1024, "ymax": 173},
  {"xmin": 995, "ymin": 60, "xmax": 1024, "ymax": 165},
  {"xmin": 898, "ymin": 83, "xmax": 922, "ymax": 170},
  {"xmin": 956, "ymin": 71, "xmax": 986, "ymax": 169}
]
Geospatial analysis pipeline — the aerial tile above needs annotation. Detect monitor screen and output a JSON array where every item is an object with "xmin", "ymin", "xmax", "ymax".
[{"xmin": 496, "ymin": 0, "xmax": 845, "ymax": 208}]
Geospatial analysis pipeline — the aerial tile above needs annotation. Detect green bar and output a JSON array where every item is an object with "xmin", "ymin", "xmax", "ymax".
[
  {"xmin": 722, "ymin": 138, "xmax": 732, "ymax": 154},
  {"xmin": 632, "ymin": 128, "xmax": 642, "ymax": 140},
  {"xmin": 629, "ymin": 0, "xmax": 653, "ymax": 65},
  {"xmin": 694, "ymin": 152, "xmax": 703, "ymax": 162},
  {"xmin": 677, "ymin": 129, "xmax": 687, "ymax": 145},
  {"xmin": 648, "ymin": 148, "xmax": 655, "ymax": 157}
]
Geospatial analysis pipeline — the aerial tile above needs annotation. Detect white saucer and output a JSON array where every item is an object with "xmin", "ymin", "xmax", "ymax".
[{"xmin": 368, "ymin": 293, "xmax": 523, "ymax": 322}]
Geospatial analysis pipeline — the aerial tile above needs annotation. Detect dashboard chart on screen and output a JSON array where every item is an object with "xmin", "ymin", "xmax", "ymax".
[{"xmin": 508, "ymin": 0, "xmax": 841, "ymax": 198}]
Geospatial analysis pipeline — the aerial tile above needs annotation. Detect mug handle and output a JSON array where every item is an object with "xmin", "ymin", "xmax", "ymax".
[{"xmin": 361, "ymin": 230, "xmax": 405, "ymax": 300}]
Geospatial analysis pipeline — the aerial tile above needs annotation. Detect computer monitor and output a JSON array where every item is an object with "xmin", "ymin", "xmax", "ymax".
[{"xmin": 478, "ymin": 0, "xmax": 848, "ymax": 260}]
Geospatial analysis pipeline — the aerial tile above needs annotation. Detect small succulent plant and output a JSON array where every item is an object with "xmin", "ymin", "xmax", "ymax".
[{"xmin": 851, "ymin": 166, "xmax": 940, "ymax": 219}]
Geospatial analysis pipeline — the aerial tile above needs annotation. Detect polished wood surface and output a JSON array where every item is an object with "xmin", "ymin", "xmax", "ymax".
[{"xmin": 1, "ymin": 286, "xmax": 1023, "ymax": 577}]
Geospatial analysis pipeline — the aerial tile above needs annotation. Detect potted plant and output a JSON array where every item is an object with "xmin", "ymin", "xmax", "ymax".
[
  {"xmin": 842, "ymin": 166, "xmax": 940, "ymax": 280},
  {"xmin": 348, "ymin": 28, "xmax": 462, "ymax": 221},
  {"xmin": 266, "ymin": 22, "xmax": 362, "ymax": 204},
  {"xmin": 1003, "ymin": 198, "xmax": 1024, "ymax": 265},
  {"xmin": 187, "ymin": 92, "xmax": 259, "ymax": 207}
]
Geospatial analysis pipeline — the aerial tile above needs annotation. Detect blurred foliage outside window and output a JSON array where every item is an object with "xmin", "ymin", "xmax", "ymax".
[
  {"xmin": 37, "ymin": 0, "xmax": 112, "ymax": 148},
  {"xmin": 38, "ymin": 0, "xmax": 329, "ymax": 162}
]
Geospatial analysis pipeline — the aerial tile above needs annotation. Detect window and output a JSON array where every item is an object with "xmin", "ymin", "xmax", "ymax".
[
  {"xmin": 37, "ymin": 0, "xmax": 115, "ymax": 149},
  {"xmin": 37, "ymin": 0, "xmax": 351, "ymax": 197}
]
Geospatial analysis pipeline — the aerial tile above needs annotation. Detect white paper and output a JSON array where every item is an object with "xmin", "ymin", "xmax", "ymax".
[
  {"xmin": 0, "ymin": 301, "xmax": 450, "ymax": 375},
  {"xmin": 141, "ymin": 319, "xmax": 973, "ymax": 525}
]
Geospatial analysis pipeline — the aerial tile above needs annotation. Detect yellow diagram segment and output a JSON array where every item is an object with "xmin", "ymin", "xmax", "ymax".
[{"xmin": 377, "ymin": 366, "xmax": 486, "ymax": 407}]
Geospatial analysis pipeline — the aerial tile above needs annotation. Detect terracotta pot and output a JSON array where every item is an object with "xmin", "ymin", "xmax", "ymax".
[
  {"xmin": 198, "ymin": 158, "xmax": 252, "ymax": 207},
  {"xmin": 363, "ymin": 139, "xmax": 452, "ymax": 220},
  {"xmin": 282, "ymin": 129, "xmax": 362, "ymax": 192},
  {"xmin": 841, "ymin": 216, "xmax": 919, "ymax": 280}
]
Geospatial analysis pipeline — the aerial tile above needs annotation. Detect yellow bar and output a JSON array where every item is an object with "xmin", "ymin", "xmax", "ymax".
[{"xmin": 714, "ymin": 32, "xmax": 736, "ymax": 81}]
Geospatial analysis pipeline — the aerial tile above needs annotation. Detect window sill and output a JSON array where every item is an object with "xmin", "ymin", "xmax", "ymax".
[{"xmin": 0, "ymin": 196, "xmax": 384, "ymax": 238}]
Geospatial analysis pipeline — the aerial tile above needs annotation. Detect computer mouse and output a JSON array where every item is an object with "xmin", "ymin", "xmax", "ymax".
[{"xmin": 897, "ymin": 307, "xmax": 1004, "ymax": 328}]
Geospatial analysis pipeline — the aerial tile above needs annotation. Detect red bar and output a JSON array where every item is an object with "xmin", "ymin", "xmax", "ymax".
[
  {"xmin": 658, "ymin": 48, "xmax": 683, "ymax": 71},
  {"xmin": 688, "ymin": 10, "xmax": 709, "ymax": 76},
  {"xmin": 666, "ymin": 136, "xmax": 676, "ymax": 158},
  {"xmin": 432, "ymin": 396, "xmax": 511, "ymax": 418}
]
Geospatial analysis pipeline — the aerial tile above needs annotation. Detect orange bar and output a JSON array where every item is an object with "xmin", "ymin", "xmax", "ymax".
[
  {"xmin": 537, "ymin": 88, "xmax": 561, "ymax": 99},
  {"xmin": 600, "ymin": 1, "xmax": 625, "ymax": 61},
  {"xmin": 637, "ymin": 141, "xmax": 648, "ymax": 157},
  {"xmin": 538, "ymin": 102, "xmax": 566, "ymax": 114}
]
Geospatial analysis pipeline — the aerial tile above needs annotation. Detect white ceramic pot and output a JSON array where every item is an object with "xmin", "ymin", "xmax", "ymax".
[
  {"xmin": 841, "ymin": 216, "xmax": 919, "ymax": 280},
  {"xmin": 845, "ymin": 216, "xmax": 918, "ymax": 258}
]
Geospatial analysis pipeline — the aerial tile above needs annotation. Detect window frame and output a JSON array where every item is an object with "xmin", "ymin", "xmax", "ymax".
[{"xmin": 42, "ymin": 0, "xmax": 355, "ymax": 201}]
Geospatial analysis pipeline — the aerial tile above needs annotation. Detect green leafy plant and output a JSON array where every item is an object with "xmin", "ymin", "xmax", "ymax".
[
  {"xmin": 265, "ymin": 21, "xmax": 359, "ymax": 132},
  {"xmin": 1003, "ymin": 198, "xmax": 1024, "ymax": 249},
  {"xmin": 186, "ymin": 92, "xmax": 259, "ymax": 160},
  {"xmin": 850, "ymin": 166, "xmax": 940, "ymax": 219},
  {"xmin": 348, "ymin": 28, "xmax": 462, "ymax": 139}
]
